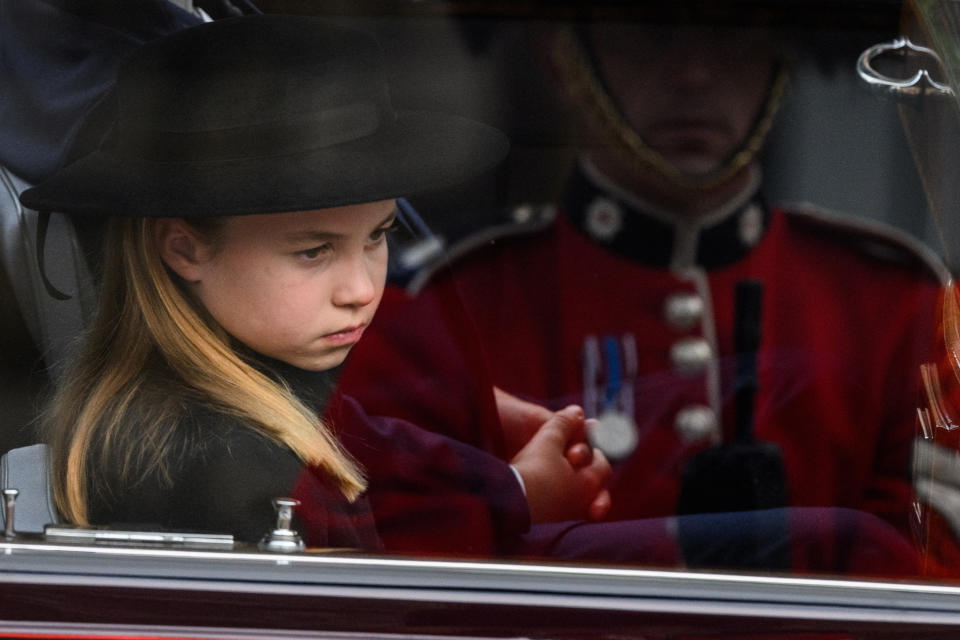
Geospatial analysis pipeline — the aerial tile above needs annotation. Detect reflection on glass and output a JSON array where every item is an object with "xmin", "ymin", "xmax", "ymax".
[
  {"xmin": 338, "ymin": 7, "xmax": 943, "ymax": 578},
  {"xmin": 0, "ymin": 0, "xmax": 956, "ymax": 589}
]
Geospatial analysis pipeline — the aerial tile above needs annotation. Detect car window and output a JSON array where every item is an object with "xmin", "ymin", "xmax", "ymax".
[{"xmin": 4, "ymin": 0, "xmax": 960, "ymax": 637}]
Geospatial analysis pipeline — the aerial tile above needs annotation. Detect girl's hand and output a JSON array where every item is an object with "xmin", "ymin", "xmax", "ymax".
[
  {"xmin": 565, "ymin": 419, "xmax": 601, "ymax": 469},
  {"xmin": 511, "ymin": 405, "xmax": 612, "ymax": 523},
  {"xmin": 494, "ymin": 388, "xmax": 600, "ymax": 469},
  {"xmin": 494, "ymin": 386, "xmax": 553, "ymax": 458}
]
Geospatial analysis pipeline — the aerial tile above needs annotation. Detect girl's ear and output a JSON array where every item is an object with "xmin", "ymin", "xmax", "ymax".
[{"xmin": 154, "ymin": 218, "xmax": 212, "ymax": 283}]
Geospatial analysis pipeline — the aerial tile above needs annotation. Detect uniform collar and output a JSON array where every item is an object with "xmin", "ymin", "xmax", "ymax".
[{"xmin": 563, "ymin": 157, "xmax": 770, "ymax": 270}]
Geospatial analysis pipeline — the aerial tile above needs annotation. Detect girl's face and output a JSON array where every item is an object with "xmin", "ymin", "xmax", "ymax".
[{"xmin": 164, "ymin": 200, "xmax": 395, "ymax": 371}]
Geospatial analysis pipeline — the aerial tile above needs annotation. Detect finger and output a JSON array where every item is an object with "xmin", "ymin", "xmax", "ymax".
[
  {"xmin": 565, "ymin": 442, "xmax": 593, "ymax": 468},
  {"xmin": 535, "ymin": 405, "xmax": 585, "ymax": 448},
  {"xmin": 587, "ymin": 488, "xmax": 612, "ymax": 521},
  {"xmin": 584, "ymin": 417, "xmax": 599, "ymax": 434},
  {"xmin": 580, "ymin": 448, "xmax": 611, "ymax": 488},
  {"xmin": 563, "ymin": 405, "xmax": 588, "ymax": 442},
  {"xmin": 494, "ymin": 386, "xmax": 553, "ymax": 425},
  {"xmin": 495, "ymin": 387, "xmax": 558, "ymax": 457}
]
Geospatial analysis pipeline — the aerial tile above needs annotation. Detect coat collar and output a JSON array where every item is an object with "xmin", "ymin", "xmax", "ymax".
[
  {"xmin": 242, "ymin": 350, "xmax": 340, "ymax": 416},
  {"xmin": 562, "ymin": 157, "xmax": 770, "ymax": 270}
]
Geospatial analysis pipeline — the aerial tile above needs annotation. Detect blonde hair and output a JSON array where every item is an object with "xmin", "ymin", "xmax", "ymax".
[{"xmin": 46, "ymin": 217, "xmax": 366, "ymax": 526}]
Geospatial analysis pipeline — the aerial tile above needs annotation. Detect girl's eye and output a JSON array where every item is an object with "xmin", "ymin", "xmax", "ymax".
[
  {"xmin": 368, "ymin": 221, "xmax": 399, "ymax": 245},
  {"xmin": 297, "ymin": 244, "xmax": 332, "ymax": 261}
]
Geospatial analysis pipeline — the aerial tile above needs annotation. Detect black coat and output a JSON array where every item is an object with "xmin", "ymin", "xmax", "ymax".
[{"xmin": 88, "ymin": 356, "xmax": 529, "ymax": 554}]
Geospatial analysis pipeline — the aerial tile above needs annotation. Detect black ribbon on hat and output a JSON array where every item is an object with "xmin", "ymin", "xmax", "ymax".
[
  {"xmin": 37, "ymin": 210, "xmax": 71, "ymax": 301},
  {"xmin": 118, "ymin": 102, "xmax": 381, "ymax": 163}
]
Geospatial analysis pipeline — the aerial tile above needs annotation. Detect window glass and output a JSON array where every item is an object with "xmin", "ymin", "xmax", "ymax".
[{"xmin": 2, "ymin": 0, "xmax": 960, "ymax": 610}]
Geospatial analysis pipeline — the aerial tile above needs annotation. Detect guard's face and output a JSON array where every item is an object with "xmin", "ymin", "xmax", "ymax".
[
  {"xmin": 588, "ymin": 23, "xmax": 776, "ymax": 176},
  {"xmin": 184, "ymin": 201, "xmax": 394, "ymax": 371}
]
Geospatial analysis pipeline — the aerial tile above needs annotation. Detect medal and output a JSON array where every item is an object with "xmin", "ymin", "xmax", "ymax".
[
  {"xmin": 590, "ymin": 409, "xmax": 639, "ymax": 460},
  {"xmin": 582, "ymin": 333, "xmax": 640, "ymax": 460}
]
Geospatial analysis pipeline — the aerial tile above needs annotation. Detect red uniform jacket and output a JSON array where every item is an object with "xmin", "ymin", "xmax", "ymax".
[{"xmin": 339, "ymin": 162, "xmax": 944, "ymax": 570}]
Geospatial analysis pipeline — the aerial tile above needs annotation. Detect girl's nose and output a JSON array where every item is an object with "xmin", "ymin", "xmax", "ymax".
[{"xmin": 332, "ymin": 255, "xmax": 377, "ymax": 308}]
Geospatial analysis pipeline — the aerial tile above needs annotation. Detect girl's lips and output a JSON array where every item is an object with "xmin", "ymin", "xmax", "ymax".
[{"xmin": 322, "ymin": 325, "xmax": 366, "ymax": 346}]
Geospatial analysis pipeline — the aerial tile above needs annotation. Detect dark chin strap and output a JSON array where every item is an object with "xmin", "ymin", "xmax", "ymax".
[{"xmin": 36, "ymin": 210, "xmax": 71, "ymax": 301}]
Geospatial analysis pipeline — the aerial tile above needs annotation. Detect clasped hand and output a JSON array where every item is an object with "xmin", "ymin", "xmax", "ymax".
[{"xmin": 496, "ymin": 387, "xmax": 612, "ymax": 523}]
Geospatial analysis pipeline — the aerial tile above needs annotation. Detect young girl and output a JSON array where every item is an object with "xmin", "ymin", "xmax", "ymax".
[{"xmin": 20, "ymin": 14, "xmax": 611, "ymax": 552}]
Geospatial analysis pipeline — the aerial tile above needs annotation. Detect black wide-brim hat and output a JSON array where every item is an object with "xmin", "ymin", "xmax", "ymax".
[{"xmin": 20, "ymin": 14, "xmax": 508, "ymax": 217}]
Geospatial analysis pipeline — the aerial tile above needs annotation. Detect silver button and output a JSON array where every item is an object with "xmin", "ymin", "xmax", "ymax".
[
  {"xmin": 512, "ymin": 204, "xmax": 534, "ymax": 224},
  {"xmin": 585, "ymin": 197, "xmax": 623, "ymax": 241},
  {"xmin": 670, "ymin": 338, "xmax": 713, "ymax": 375},
  {"xmin": 739, "ymin": 203, "xmax": 764, "ymax": 247},
  {"xmin": 663, "ymin": 293, "xmax": 704, "ymax": 331},
  {"xmin": 674, "ymin": 405, "xmax": 718, "ymax": 443}
]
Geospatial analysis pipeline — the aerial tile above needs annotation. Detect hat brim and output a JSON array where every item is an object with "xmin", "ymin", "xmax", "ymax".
[{"xmin": 20, "ymin": 111, "xmax": 508, "ymax": 217}]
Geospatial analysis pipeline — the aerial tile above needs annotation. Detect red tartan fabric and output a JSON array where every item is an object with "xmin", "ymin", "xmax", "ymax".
[{"xmin": 326, "ymin": 393, "xmax": 530, "ymax": 556}]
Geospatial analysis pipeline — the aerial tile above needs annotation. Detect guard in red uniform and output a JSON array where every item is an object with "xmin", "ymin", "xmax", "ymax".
[{"xmin": 337, "ymin": 18, "xmax": 946, "ymax": 571}]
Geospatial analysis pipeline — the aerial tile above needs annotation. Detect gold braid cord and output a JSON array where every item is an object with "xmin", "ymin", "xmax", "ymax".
[{"xmin": 549, "ymin": 25, "xmax": 789, "ymax": 191}]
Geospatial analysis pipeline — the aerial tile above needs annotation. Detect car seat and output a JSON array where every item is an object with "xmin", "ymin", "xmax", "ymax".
[
  {"xmin": 0, "ymin": 166, "xmax": 93, "ymax": 530},
  {"xmin": 0, "ymin": 443, "xmax": 58, "ymax": 533},
  {"xmin": 0, "ymin": 166, "xmax": 95, "ymax": 382}
]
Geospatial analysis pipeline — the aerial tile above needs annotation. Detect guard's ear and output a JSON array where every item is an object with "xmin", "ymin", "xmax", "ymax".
[{"xmin": 154, "ymin": 218, "xmax": 213, "ymax": 283}]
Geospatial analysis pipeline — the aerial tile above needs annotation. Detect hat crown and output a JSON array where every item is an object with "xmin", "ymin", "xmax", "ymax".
[
  {"xmin": 115, "ymin": 15, "xmax": 391, "ymax": 158},
  {"xmin": 19, "ymin": 13, "xmax": 508, "ymax": 218}
]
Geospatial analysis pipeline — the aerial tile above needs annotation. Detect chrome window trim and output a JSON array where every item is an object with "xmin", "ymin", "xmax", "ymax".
[
  {"xmin": 0, "ymin": 621, "xmax": 495, "ymax": 640},
  {"xmin": 2, "ymin": 542, "xmax": 960, "ymax": 625}
]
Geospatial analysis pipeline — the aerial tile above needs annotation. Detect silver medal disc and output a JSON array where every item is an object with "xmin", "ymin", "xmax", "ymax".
[{"xmin": 589, "ymin": 410, "xmax": 639, "ymax": 460}]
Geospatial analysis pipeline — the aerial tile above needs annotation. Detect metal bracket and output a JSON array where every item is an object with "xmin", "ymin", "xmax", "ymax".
[
  {"xmin": 857, "ymin": 37, "xmax": 953, "ymax": 99},
  {"xmin": 258, "ymin": 498, "xmax": 305, "ymax": 553}
]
